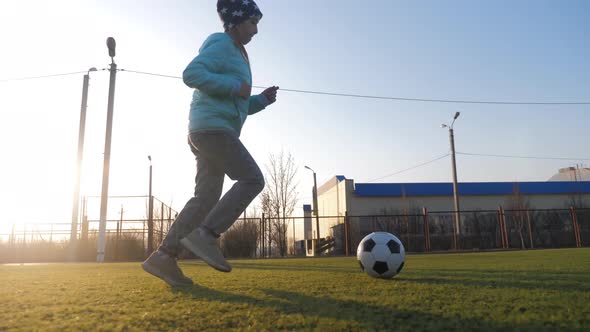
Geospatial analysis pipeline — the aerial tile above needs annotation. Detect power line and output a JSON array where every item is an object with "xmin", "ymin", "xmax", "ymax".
[
  {"xmin": 363, "ymin": 151, "xmax": 590, "ymax": 184},
  {"xmin": 4, "ymin": 68, "xmax": 590, "ymax": 105},
  {"xmin": 274, "ymin": 89, "xmax": 590, "ymax": 105},
  {"xmin": 118, "ymin": 69, "xmax": 181, "ymax": 79},
  {"xmin": 119, "ymin": 69, "xmax": 590, "ymax": 105},
  {"xmin": 366, "ymin": 154, "xmax": 450, "ymax": 183},
  {"xmin": 457, "ymin": 151, "xmax": 590, "ymax": 161},
  {"xmin": 0, "ymin": 71, "xmax": 89, "ymax": 82}
]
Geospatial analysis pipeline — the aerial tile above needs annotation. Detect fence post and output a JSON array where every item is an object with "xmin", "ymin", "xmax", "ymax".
[
  {"xmin": 503, "ymin": 206, "xmax": 509, "ymax": 248},
  {"xmin": 10, "ymin": 224, "xmax": 15, "ymax": 247},
  {"xmin": 116, "ymin": 206, "xmax": 122, "ymax": 261},
  {"xmin": 142, "ymin": 220, "xmax": 146, "ymax": 255},
  {"xmin": 422, "ymin": 207, "xmax": 431, "ymax": 252},
  {"xmin": 160, "ymin": 201, "xmax": 165, "ymax": 245},
  {"xmin": 168, "ymin": 205, "xmax": 172, "ymax": 233},
  {"xmin": 497, "ymin": 206, "xmax": 505, "ymax": 249},
  {"xmin": 268, "ymin": 214, "xmax": 272, "ymax": 258},
  {"xmin": 505, "ymin": 208, "xmax": 510, "ymax": 248},
  {"xmin": 344, "ymin": 211, "xmax": 350, "ymax": 256},
  {"xmin": 261, "ymin": 213, "xmax": 265, "ymax": 258},
  {"xmin": 452, "ymin": 214, "xmax": 458, "ymax": 251},
  {"xmin": 526, "ymin": 209, "xmax": 534, "ymax": 249},
  {"xmin": 259, "ymin": 216, "xmax": 262, "ymax": 258},
  {"xmin": 570, "ymin": 206, "xmax": 581, "ymax": 248}
]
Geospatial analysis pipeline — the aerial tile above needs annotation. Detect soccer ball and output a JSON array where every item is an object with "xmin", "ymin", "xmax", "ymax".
[{"xmin": 357, "ymin": 232, "xmax": 405, "ymax": 279}]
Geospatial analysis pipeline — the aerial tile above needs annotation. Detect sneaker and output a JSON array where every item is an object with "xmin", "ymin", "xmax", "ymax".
[
  {"xmin": 180, "ymin": 228, "xmax": 232, "ymax": 272},
  {"xmin": 142, "ymin": 250, "xmax": 194, "ymax": 287}
]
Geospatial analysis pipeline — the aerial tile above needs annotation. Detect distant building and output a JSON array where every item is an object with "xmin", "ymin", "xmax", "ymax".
[
  {"xmin": 548, "ymin": 167, "xmax": 590, "ymax": 181},
  {"xmin": 302, "ymin": 173, "xmax": 590, "ymax": 243}
]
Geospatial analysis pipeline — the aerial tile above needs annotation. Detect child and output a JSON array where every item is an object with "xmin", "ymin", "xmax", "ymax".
[{"xmin": 142, "ymin": 0, "xmax": 279, "ymax": 286}]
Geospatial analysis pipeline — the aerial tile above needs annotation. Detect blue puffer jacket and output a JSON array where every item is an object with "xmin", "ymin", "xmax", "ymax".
[{"xmin": 183, "ymin": 33, "xmax": 268, "ymax": 136}]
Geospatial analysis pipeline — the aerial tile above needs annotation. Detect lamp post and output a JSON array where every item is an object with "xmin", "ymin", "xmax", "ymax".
[
  {"xmin": 147, "ymin": 155, "xmax": 154, "ymax": 254},
  {"xmin": 69, "ymin": 67, "xmax": 97, "ymax": 261},
  {"xmin": 441, "ymin": 112, "xmax": 461, "ymax": 247},
  {"xmin": 97, "ymin": 37, "xmax": 118, "ymax": 262},
  {"xmin": 304, "ymin": 166, "xmax": 321, "ymax": 252}
]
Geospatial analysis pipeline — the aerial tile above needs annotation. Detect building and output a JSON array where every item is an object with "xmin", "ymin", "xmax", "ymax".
[
  {"xmin": 548, "ymin": 167, "xmax": 590, "ymax": 181},
  {"xmin": 300, "ymin": 173, "xmax": 590, "ymax": 254}
]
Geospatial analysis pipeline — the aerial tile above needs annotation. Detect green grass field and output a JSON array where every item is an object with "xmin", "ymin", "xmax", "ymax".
[{"xmin": 1, "ymin": 248, "xmax": 588, "ymax": 331}]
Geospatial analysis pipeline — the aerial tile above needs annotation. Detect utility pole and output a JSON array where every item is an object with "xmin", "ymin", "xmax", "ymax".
[
  {"xmin": 312, "ymin": 172, "xmax": 320, "ymax": 243},
  {"xmin": 69, "ymin": 67, "xmax": 96, "ymax": 261},
  {"xmin": 304, "ymin": 166, "xmax": 321, "ymax": 253},
  {"xmin": 449, "ymin": 126, "xmax": 460, "ymax": 237},
  {"xmin": 97, "ymin": 37, "xmax": 118, "ymax": 262},
  {"xmin": 442, "ymin": 112, "xmax": 461, "ymax": 247}
]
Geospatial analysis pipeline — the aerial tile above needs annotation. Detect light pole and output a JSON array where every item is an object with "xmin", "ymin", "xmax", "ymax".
[
  {"xmin": 441, "ymin": 112, "xmax": 461, "ymax": 246},
  {"xmin": 97, "ymin": 37, "xmax": 118, "ymax": 262},
  {"xmin": 304, "ymin": 166, "xmax": 321, "ymax": 252},
  {"xmin": 69, "ymin": 67, "xmax": 97, "ymax": 261},
  {"xmin": 147, "ymin": 155, "xmax": 154, "ymax": 254}
]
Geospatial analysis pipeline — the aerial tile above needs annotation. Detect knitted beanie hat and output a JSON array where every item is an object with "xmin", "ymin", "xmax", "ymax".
[{"xmin": 217, "ymin": 0, "xmax": 263, "ymax": 30}]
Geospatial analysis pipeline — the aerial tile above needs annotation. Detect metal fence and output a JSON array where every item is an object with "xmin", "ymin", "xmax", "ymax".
[
  {"xmin": 0, "ymin": 195, "xmax": 177, "ymax": 263},
  {"xmin": 338, "ymin": 207, "xmax": 588, "ymax": 255},
  {"xmin": 1, "ymin": 206, "xmax": 588, "ymax": 263},
  {"xmin": 229, "ymin": 206, "xmax": 589, "ymax": 258}
]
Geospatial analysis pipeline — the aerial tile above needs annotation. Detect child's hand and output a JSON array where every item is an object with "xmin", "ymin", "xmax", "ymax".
[
  {"xmin": 239, "ymin": 82, "xmax": 252, "ymax": 99},
  {"xmin": 262, "ymin": 86, "xmax": 279, "ymax": 104}
]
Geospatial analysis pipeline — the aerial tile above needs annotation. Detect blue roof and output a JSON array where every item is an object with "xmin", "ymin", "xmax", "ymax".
[
  {"xmin": 336, "ymin": 175, "xmax": 346, "ymax": 182},
  {"xmin": 303, "ymin": 204, "xmax": 312, "ymax": 212},
  {"xmin": 354, "ymin": 182, "xmax": 590, "ymax": 197}
]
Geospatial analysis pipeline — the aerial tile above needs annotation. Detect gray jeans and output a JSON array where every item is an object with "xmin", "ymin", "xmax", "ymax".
[{"xmin": 159, "ymin": 130, "xmax": 265, "ymax": 256}]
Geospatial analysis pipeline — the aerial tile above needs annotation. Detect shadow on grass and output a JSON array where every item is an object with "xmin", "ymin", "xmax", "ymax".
[
  {"xmin": 421, "ymin": 268, "xmax": 590, "ymax": 277},
  {"xmin": 171, "ymin": 286, "xmax": 569, "ymax": 331},
  {"xmin": 400, "ymin": 269, "xmax": 590, "ymax": 293},
  {"xmin": 228, "ymin": 262, "xmax": 357, "ymax": 273},
  {"xmin": 223, "ymin": 263, "xmax": 590, "ymax": 292},
  {"xmin": 224, "ymin": 262, "xmax": 590, "ymax": 293}
]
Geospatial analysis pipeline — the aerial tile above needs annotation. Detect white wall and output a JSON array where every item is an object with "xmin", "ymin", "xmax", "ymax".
[
  {"xmin": 346, "ymin": 193, "xmax": 589, "ymax": 215},
  {"xmin": 316, "ymin": 178, "xmax": 589, "ymax": 217},
  {"xmin": 316, "ymin": 179, "xmax": 350, "ymax": 238}
]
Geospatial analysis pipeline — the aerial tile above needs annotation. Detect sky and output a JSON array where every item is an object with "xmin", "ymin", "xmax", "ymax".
[{"xmin": 0, "ymin": 0, "xmax": 589, "ymax": 237}]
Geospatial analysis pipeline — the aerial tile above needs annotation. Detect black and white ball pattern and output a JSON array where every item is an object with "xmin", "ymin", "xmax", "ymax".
[{"xmin": 357, "ymin": 232, "xmax": 405, "ymax": 279}]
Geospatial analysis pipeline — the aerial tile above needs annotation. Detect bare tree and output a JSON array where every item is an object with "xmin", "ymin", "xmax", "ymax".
[
  {"xmin": 506, "ymin": 183, "xmax": 531, "ymax": 249},
  {"xmin": 220, "ymin": 204, "xmax": 262, "ymax": 258},
  {"xmin": 261, "ymin": 151, "xmax": 298, "ymax": 256},
  {"xmin": 270, "ymin": 216, "xmax": 288, "ymax": 256},
  {"xmin": 259, "ymin": 188, "xmax": 274, "ymax": 256},
  {"xmin": 220, "ymin": 219, "xmax": 259, "ymax": 258}
]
